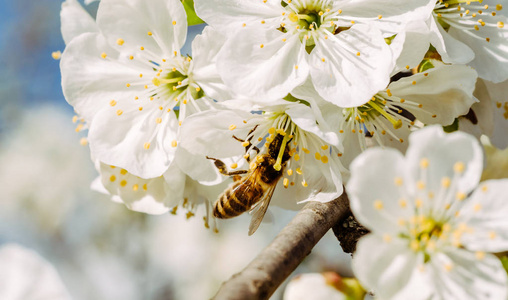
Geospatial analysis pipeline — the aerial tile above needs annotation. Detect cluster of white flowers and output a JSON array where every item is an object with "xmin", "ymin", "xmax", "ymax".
[{"xmin": 58, "ymin": 0, "xmax": 508, "ymax": 298}]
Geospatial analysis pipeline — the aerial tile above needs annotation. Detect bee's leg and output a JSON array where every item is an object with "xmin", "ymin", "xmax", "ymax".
[
  {"xmin": 206, "ymin": 156, "xmax": 248, "ymax": 176},
  {"xmin": 206, "ymin": 156, "xmax": 229, "ymax": 176}
]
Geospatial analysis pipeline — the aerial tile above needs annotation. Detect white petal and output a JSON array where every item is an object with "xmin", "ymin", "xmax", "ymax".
[
  {"xmin": 309, "ymin": 24, "xmax": 393, "ymax": 107},
  {"xmin": 217, "ymin": 28, "xmax": 309, "ymax": 100},
  {"xmin": 391, "ymin": 21, "xmax": 431, "ymax": 72},
  {"xmin": 0, "ymin": 244, "xmax": 71, "ymax": 300},
  {"xmin": 448, "ymin": 15, "xmax": 508, "ymax": 83},
  {"xmin": 347, "ymin": 147, "xmax": 413, "ymax": 233},
  {"xmin": 285, "ymin": 103, "xmax": 339, "ymax": 146},
  {"xmin": 283, "ymin": 273, "xmax": 352, "ymax": 300},
  {"xmin": 389, "ymin": 64, "xmax": 478, "ymax": 125},
  {"xmin": 458, "ymin": 78, "xmax": 495, "ymax": 140},
  {"xmin": 60, "ymin": 32, "xmax": 145, "ymax": 124},
  {"xmin": 352, "ymin": 234, "xmax": 432, "ymax": 300},
  {"xmin": 190, "ymin": 26, "xmax": 231, "ymax": 101},
  {"xmin": 175, "ymin": 147, "xmax": 225, "ymax": 185},
  {"xmin": 428, "ymin": 17, "xmax": 475, "ymax": 64},
  {"xmin": 429, "ymin": 249, "xmax": 508, "ymax": 300},
  {"xmin": 459, "ymin": 179, "xmax": 508, "ymax": 252},
  {"xmin": 98, "ymin": 162, "xmax": 178, "ymax": 214},
  {"xmin": 484, "ymin": 79, "xmax": 508, "ymax": 149},
  {"xmin": 88, "ymin": 102, "xmax": 179, "ymax": 178},
  {"xmin": 60, "ymin": 0, "xmax": 98, "ymax": 45},
  {"xmin": 405, "ymin": 125, "xmax": 483, "ymax": 196},
  {"xmin": 96, "ymin": 0, "xmax": 187, "ymax": 56},
  {"xmin": 194, "ymin": 0, "xmax": 280, "ymax": 35}
]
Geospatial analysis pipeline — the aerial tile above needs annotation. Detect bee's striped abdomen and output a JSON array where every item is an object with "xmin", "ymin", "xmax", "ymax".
[{"xmin": 213, "ymin": 181, "xmax": 264, "ymax": 219}]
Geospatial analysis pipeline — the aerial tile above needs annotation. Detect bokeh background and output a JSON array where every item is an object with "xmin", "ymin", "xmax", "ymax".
[{"xmin": 0, "ymin": 1, "xmax": 354, "ymax": 299}]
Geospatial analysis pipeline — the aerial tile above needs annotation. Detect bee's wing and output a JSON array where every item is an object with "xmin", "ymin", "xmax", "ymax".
[{"xmin": 248, "ymin": 184, "xmax": 276, "ymax": 236}]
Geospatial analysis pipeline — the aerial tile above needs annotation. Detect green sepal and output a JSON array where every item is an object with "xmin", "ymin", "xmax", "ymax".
[
  {"xmin": 443, "ymin": 118, "xmax": 459, "ymax": 133},
  {"xmin": 181, "ymin": 0, "xmax": 204, "ymax": 26},
  {"xmin": 283, "ymin": 93, "xmax": 311, "ymax": 107}
]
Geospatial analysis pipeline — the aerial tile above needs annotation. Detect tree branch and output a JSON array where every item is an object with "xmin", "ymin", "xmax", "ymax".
[{"xmin": 213, "ymin": 191, "xmax": 350, "ymax": 300}]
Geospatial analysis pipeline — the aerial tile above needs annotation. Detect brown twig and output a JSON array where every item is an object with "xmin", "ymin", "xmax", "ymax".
[{"xmin": 212, "ymin": 191, "xmax": 350, "ymax": 300}]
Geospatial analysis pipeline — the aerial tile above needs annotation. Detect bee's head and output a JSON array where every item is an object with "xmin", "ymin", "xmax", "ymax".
[{"xmin": 268, "ymin": 134, "xmax": 292, "ymax": 164}]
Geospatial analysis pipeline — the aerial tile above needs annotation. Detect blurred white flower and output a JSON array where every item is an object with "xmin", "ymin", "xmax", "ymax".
[
  {"xmin": 61, "ymin": 0, "xmax": 228, "ymax": 178},
  {"xmin": 195, "ymin": 0, "xmax": 431, "ymax": 107},
  {"xmin": 0, "ymin": 244, "xmax": 71, "ymax": 300},
  {"xmin": 60, "ymin": 0, "xmax": 98, "ymax": 45},
  {"xmin": 348, "ymin": 125, "xmax": 508, "ymax": 300},
  {"xmin": 284, "ymin": 272, "xmax": 365, "ymax": 300}
]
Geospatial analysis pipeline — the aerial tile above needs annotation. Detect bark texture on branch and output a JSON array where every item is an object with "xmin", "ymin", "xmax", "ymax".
[{"xmin": 213, "ymin": 192, "xmax": 350, "ymax": 300}]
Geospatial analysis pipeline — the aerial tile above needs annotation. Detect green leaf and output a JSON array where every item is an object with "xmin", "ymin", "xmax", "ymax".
[
  {"xmin": 500, "ymin": 256, "xmax": 508, "ymax": 275},
  {"xmin": 181, "ymin": 0, "xmax": 204, "ymax": 26}
]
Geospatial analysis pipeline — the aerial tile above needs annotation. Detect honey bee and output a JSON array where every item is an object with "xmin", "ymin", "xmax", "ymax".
[{"xmin": 207, "ymin": 131, "xmax": 291, "ymax": 235}]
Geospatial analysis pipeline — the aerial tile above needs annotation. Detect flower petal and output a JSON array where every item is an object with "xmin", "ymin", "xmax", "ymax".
[
  {"xmin": 190, "ymin": 26, "xmax": 231, "ymax": 101},
  {"xmin": 217, "ymin": 28, "xmax": 309, "ymax": 100},
  {"xmin": 88, "ymin": 102, "xmax": 179, "ymax": 178},
  {"xmin": 459, "ymin": 179, "xmax": 508, "ymax": 252},
  {"xmin": 309, "ymin": 24, "xmax": 393, "ymax": 107},
  {"xmin": 405, "ymin": 125, "xmax": 483, "ymax": 197},
  {"xmin": 389, "ymin": 64, "xmax": 478, "ymax": 125},
  {"xmin": 347, "ymin": 147, "xmax": 413, "ymax": 233},
  {"xmin": 60, "ymin": 32, "xmax": 145, "ymax": 124},
  {"xmin": 60, "ymin": 0, "xmax": 98, "ymax": 45},
  {"xmin": 483, "ymin": 79, "xmax": 508, "ymax": 149},
  {"xmin": 429, "ymin": 249, "xmax": 508, "ymax": 300},
  {"xmin": 428, "ymin": 16, "xmax": 475, "ymax": 65},
  {"xmin": 96, "ymin": 0, "xmax": 187, "ymax": 56},
  {"xmin": 194, "ymin": 0, "xmax": 280, "ymax": 35},
  {"xmin": 352, "ymin": 234, "xmax": 431, "ymax": 300}
]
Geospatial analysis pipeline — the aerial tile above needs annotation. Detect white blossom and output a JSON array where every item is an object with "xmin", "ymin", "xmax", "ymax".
[
  {"xmin": 349, "ymin": 125, "xmax": 508, "ymax": 300},
  {"xmin": 195, "ymin": 0, "xmax": 432, "ymax": 107},
  {"xmin": 61, "ymin": 0, "xmax": 228, "ymax": 178}
]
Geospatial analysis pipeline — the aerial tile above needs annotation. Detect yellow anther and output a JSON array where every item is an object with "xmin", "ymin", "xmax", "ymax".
[
  {"xmin": 242, "ymin": 23, "xmax": 246, "ymax": 27},
  {"xmin": 321, "ymin": 145, "xmax": 329, "ymax": 150},
  {"xmin": 261, "ymin": 20, "xmax": 265, "ymax": 24},
  {"xmin": 143, "ymin": 184, "xmax": 148, "ymax": 191},
  {"xmin": 109, "ymin": 175, "xmax": 116, "ymax": 182},
  {"xmin": 420, "ymin": 158, "xmax": 429, "ymax": 169},
  {"xmin": 315, "ymin": 152, "xmax": 321, "ymax": 160},
  {"xmin": 416, "ymin": 181, "xmax": 425, "ymax": 190},
  {"xmin": 400, "ymin": 99, "xmax": 405, "ymax": 103},
  {"xmin": 394, "ymin": 177, "xmax": 403, "ymax": 186},
  {"xmin": 51, "ymin": 51, "xmax": 61, "ymax": 60},
  {"xmin": 356, "ymin": 52, "xmax": 360, "ymax": 56},
  {"xmin": 116, "ymin": 109, "xmax": 123, "ymax": 116},
  {"xmin": 171, "ymin": 140, "xmax": 177, "ymax": 147},
  {"xmin": 110, "ymin": 100, "xmax": 117, "ymax": 106},
  {"xmin": 454, "ymin": 161, "xmax": 465, "ymax": 173},
  {"xmin": 260, "ymin": 44, "xmax": 264, "ymax": 48},
  {"xmin": 473, "ymin": 203, "xmax": 482, "ymax": 212},
  {"xmin": 383, "ymin": 234, "xmax": 391, "ymax": 243},
  {"xmin": 241, "ymin": 141, "xmax": 250, "ymax": 147},
  {"xmin": 116, "ymin": 38, "xmax": 124, "ymax": 45},
  {"xmin": 296, "ymin": 168, "xmax": 303, "ymax": 175},
  {"xmin": 498, "ymin": 21, "xmax": 505, "ymax": 28},
  {"xmin": 129, "ymin": 55, "xmax": 134, "ymax": 60},
  {"xmin": 101, "ymin": 52, "xmax": 107, "ymax": 59},
  {"xmin": 302, "ymin": 148, "xmax": 310, "ymax": 154},
  {"xmin": 444, "ymin": 264, "xmax": 453, "ymax": 272},
  {"xmin": 120, "ymin": 180, "xmax": 127, "ymax": 187},
  {"xmin": 126, "ymin": 83, "xmax": 131, "ymax": 87},
  {"xmin": 230, "ymin": 163, "xmax": 238, "ymax": 169},
  {"xmin": 456, "ymin": 192, "xmax": 466, "ymax": 201},
  {"xmin": 295, "ymin": 65, "xmax": 299, "ymax": 70},
  {"xmin": 287, "ymin": 169, "xmax": 293, "ymax": 176},
  {"xmin": 138, "ymin": 107, "xmax": 143, "ymax": 111},
  {"xmin": 132, "ymin": 184, "xmax": 139, "ymax": 191},
  {"xmin": 283, "ymin": 178, "xmax": 289, "ymax": 188},
  {"xmin": 496, "ymin": 4, "xmax": 503, "ymax": 10},
  {"xmin": 172, "ymin": 20, "xmax": 177, "ymax": 25},
  {"xmin": 72, "ymin": 115, "xmax": 78, "ymax": 123},
  {"xmin": 79, "ymin": 137, "xmax": 88, "ymax": 146},
  {"xmin": 294, "ymin": 154, "xmax": 300, "ymax": 161},
  {"xmin": 441, "ymin": 177, "xmax": 451, "ymax": 188},
  {"xmin": 386, "ymin": 89, "xmax": 392, "ymax": 97},
  {"xmin": 373, "ymin": 200, "xmax": 383, "ymax": 210},
  {"xmin": 301, "ymin": 180, "xmax": 308, "ymax": 187},
  {"xmin": 140, "ymin": 46, "xmax": 144, "ymax": 50},
  {"xmin": 399, "ymin": 199, "xmax": 407, "ymax": 208},
  {"xmin": 156, "ymin": 118, "xmax": 162, "ymax": 124},
  {"xmin": 143, "ymin": 142, "xmax": 151, "ymax": 150},
  {"xmin": 147, "ymin": 31, "xmax": 153, "ymax": 36},
  {"xmin": 120, "ymin": 169, "xmax": 127, "ymax": 175},
  {"xmin": 481, "ymin": 185, "xmax": 488, "ymax": 192},
  {"xmin": 229, "ymin": 124, "xmax": 237, "ymax": 130}
]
